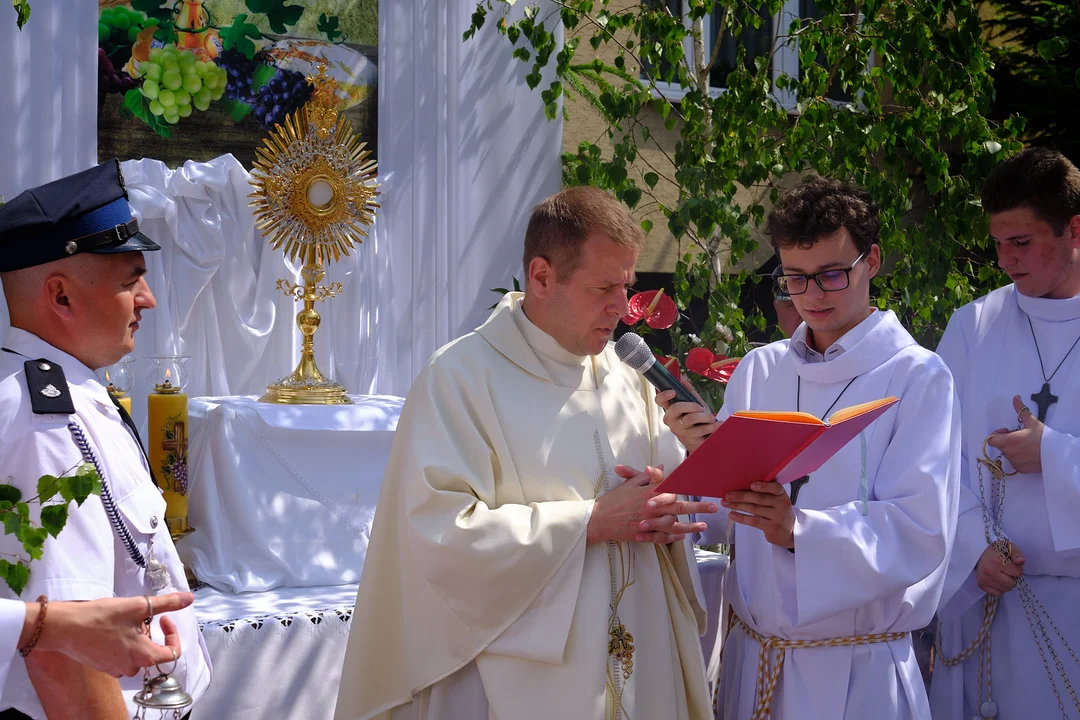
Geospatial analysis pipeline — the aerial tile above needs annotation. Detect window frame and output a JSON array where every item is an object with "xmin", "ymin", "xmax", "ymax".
[{"xmin": 646, "ymin": 1, "xmax": 866, "ymax": 113}]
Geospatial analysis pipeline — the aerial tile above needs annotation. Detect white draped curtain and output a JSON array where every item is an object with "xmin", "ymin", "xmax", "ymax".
[
  {"xmin": 379, "ymin": 0, "xmax": 564, "ymax": 389},
  {"xmin": 1, "ymin": 0, "xmax": 563, "ymax": 402},
  {"xmin": 122, "ymin": 156, "xmax": 396, "ymax": 429}
]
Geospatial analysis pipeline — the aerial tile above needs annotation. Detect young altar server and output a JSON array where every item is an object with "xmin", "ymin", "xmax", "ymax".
[
  {"xmin": 662, "ymin": 176, "xmax": 961, "ymax": 719},
  {"xmin": 930, "ymin": 147, "xmax": 1080, "ymax": 720},
  {"xmin": 334, "ymin": 187, "xmax": 718, "ymax": 720}
]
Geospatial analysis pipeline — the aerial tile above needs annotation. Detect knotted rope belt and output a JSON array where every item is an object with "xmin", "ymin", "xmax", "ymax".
[{"xmin": 725, "ymin": 613, "xmax": 909, "ymax": 720}]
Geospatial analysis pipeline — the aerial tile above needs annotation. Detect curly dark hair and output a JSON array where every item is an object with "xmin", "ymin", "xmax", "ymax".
[
  {"xmin": 981, "ymin": 148, "xmax": 1080, "ymax": 236},
  {"xmin": 765, "ymin": 176, "xmax": 880, "ymax": 255}
]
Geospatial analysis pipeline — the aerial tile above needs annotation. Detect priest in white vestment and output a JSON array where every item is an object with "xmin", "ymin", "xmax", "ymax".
[
  {"xmin": 662, "ymin": 177, "xmax": 961, "ymax": 719},
  {"xmin": 931, "ymin": 148, "xmax": 1080, "ymax": 720},
  {"xmin": 334, "ymin": 187, "xmax": 717, "ymax": 720}
]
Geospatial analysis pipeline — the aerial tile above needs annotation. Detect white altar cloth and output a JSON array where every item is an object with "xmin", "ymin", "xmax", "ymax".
[
  {"xmin": 187, "ymin": 551, "xmax": 728, "ymax": 720},
  {"xmin": 192, "ymin": 583, "xmax": 359, "ymax": 720},
  {"xmin": 180, "ymin": 395, "xmax": 403, "ymax": 593}
]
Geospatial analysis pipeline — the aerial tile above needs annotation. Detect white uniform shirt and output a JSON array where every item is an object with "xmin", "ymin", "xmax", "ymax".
[
  {"xmin": 0, "ymin": 328, "xmax": 211, "ymax": 717},
  {"xmin": 0, "ymin": 600, "xmax": 25, "ymax": 692}
]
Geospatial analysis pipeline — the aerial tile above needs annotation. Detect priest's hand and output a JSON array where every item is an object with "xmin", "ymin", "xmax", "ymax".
[
  {"xmin": 657, "ymin": 379, "xmax": 719, "ymax": 454},
  {"xmin": 976, "ymin": 542, "xmax": 1026, "ymax": 597},
  {"xmin": 721, "ymin": 481, "xmax": 795, "ymax": 549},
  {"xmin": 986, "ymin": 395, "xmax": 1044, "ymax": 475},
  {"xmin": 587, "ymin": 464, "xmax": 717, "ymax": 545}
]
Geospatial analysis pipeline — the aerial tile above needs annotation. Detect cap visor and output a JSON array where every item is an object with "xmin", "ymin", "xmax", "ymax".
[{"xmin": 90, "ymin": 230, "xmax": 161, "ymax": 254}]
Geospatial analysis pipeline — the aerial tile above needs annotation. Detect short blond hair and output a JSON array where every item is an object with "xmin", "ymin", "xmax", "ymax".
[{"xmin": 523, "ymin": 186, "xmax": 645, "ymax": 281}]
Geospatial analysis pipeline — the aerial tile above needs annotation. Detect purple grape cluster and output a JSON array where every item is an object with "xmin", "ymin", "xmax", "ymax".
[
  {"xmin": 217, "ymin": 49, "xmax": 258, "ymax": 104},
  {"xmin": 98, "ymin": 47, "xmax": 138, "ymax": 95},
  {"xmin": 170, "ymin": 458, "xmax": 189, "ymax": 495},
  {"xmin": 252, "ymin": 68, "xmax": 314, "ymax": 130}
]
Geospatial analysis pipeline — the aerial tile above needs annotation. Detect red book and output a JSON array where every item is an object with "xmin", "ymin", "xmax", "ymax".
[{"xmin": 657, "ymin": 397, "xmax": 899, "ymax": 497}]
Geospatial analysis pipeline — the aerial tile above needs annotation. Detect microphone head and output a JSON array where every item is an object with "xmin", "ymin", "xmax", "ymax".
[{"xmin": 614, "ymin": 332, "xmax": 655, "ymax": 373}]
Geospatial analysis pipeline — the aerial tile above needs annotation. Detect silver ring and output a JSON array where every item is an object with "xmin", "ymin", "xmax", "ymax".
[
  {"xmin": 144, "ymin": 595, "xmax": 154, "ymax": 623},
  {"xmin": 170, "ymin": 647, "xmax": 178, "ymax": 663}
]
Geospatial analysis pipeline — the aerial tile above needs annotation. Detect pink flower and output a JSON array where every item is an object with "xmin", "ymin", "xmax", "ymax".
[
  {"xmin": 623, "ymin": 289, "xmax": 677, "ymax": 329},
  {"xmin": 685, "ymin": 347, "xmax": 739, "ymax": 384}
]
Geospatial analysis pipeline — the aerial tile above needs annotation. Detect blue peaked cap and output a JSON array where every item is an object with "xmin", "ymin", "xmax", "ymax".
[{"xmin": 0, "ymin": 159, "xmax": 159, "ymax": 272}]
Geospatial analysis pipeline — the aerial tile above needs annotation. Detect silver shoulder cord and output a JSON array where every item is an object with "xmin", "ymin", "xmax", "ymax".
[{"xmin": 66, "ymin": 419, "xmax": 171, "ymax": 591}]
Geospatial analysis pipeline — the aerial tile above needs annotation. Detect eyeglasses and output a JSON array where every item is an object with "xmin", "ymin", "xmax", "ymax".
[{"xmin": 775, "ymin": 252, "xmax": 867, "ymax": 296}]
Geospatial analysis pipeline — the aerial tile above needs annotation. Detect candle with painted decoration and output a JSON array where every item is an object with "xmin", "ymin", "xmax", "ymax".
[{"xmin": 146, "ymin": 357, "xmax": 190, "ymax": 538}]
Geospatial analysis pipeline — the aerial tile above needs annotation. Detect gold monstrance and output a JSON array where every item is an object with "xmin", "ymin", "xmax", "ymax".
[{"xmin": 250, "ymin": 65, "xmax": 380, "ymax": 405}]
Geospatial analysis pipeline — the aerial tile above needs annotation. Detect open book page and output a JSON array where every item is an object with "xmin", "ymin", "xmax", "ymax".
[{"xmin": 773, "ymin": 397, "xmax": 898, "ymax": 484}]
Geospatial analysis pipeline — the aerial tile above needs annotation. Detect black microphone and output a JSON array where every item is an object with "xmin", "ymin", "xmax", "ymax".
[{"xmin": 614, "ymin": 332, "xmax": 699, "ymax": 406}]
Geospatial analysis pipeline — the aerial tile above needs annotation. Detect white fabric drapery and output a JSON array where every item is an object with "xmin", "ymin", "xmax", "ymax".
[
  {"xmin": 0, "ymin": 2, "xmax": 97, "ymax": 203},
  {"xmin": 2, "ymin": 0, "xmax": 565, "ymax": 401},
  {"xmin": 379, "ymin": 0, "xmax": 564, "ymax": 390},
  {"xmin": 122, "ymin": 155, "xmax": 397, "ymax": 427}
]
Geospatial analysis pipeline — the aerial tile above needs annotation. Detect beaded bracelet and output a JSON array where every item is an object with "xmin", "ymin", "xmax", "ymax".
[{"xmin": 18, "ymin": 595, "xmax": 48, "ymax": 658}]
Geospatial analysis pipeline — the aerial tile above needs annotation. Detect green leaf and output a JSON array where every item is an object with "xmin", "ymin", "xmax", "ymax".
[
  {"xmin": 20, "ymin": 527, "xmax": 47, "ymax": 561},
  {"xmin": 121, "ymin": 89, "xmax": 171, "ymax": 139},
  {"xmin": 2, "ymin": 508, "xmax": 22, "ymax": 537},
  {"xmin": 317, "ymin": 13, "xmax": 343, "ymax": 42},
  {"xmin": 221, "ymin": 13, "xmax": 262, "ymax": 59},
  {"xmin": 0, "ymin": 560, "xmax": 29, "ymax": 597},
  {"xmin": 0, "ymin": 484, "xmax": 21, "ymax": 505},
  {"xmin": 251, "ymin": 63, "xmax": 277, "ymax": 91},
  {"xmin": 640, "ymin": 219, "xmax": 654, "ymax": 233},
  {"xmin": 223, "ymin": 100, "xmax": 253, "ymax": 122},
  {"xmin": 1036, "ymin": 37, "xmax": 1068, "ymax": 62},
  {"xmin": 131, "ymin": 0, "xmax": 170, "ymax": 20},
  {"xmin": 245, "ymin": 0, "xmax": 303, "ymax": 34},
  {"xmin": 59, "ymin": 474, "xmax": 96, "ymax": 507},
  {"xmin": 36, "ymin": 475, "xmax": 60, "ymax": 504},
  {"xmin": 643, "ymin": 172, "xmax": 659, "ymax": 189},
  {"xmin": 12, "ymin": 0, "xmax": 30, "ymax": 29},
  {"xmin": 40, "ymin": 505, "xmax": 68, "ymax": 539}
]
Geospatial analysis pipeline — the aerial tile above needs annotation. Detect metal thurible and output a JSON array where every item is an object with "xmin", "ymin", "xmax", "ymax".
[{"xmin": 133, "ymin": 669, "xmax": 193, "ymax": 719}]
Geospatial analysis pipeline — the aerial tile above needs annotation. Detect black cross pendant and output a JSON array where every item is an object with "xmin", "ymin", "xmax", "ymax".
[
  {"xmin": 1032, "ymin": 382, "xmax": 1059, "ymax": 423},
  {"xmin": 789, "ymin": 475, "xmax": 810, "ymax": 505}
]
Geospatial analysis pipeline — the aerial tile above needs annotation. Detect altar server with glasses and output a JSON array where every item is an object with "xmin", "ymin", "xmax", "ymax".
[
  {"xmin": 931, "ymin": 147, "xmax": 1080, "ymax": 720},
  {"xmin": 661, "ymin": 176, "xmax": 961, "ymax": 719}
]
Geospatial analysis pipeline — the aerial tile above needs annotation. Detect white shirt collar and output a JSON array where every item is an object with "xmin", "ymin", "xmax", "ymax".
[
  {"xmin": 3, "ymin": 327, "xmax": 114, "ymax": 408},
  {"xmin": 1015, "ymin": 285, "xmax": 1080, "ymax": 323},
  {"xmin": 790, "ymin": 309, "xmax": 882, "ymax": 363}
]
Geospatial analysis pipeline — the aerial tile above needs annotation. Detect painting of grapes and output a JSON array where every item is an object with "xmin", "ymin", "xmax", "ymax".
[{"xmin": 96, "ymin": 0, "xmax": 377, "ymax": 168}]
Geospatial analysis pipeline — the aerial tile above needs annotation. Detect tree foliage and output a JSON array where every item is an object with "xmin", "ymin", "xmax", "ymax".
[
  {"xmin": 984, "ymin": 0, "xmax": 1080, "ymax": 161},
  {"xmin": 468, "ymin": 0, "xmax": 1024, "ymax": 401}
]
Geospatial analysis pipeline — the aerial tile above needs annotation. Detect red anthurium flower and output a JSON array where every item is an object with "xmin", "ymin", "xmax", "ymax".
[
  {"xmin": 686, "ymin": 347, "xmax": 740, "ymax": 384},
  {"xmin": 654, "ymin": 354, "xmax": 681, "ymax": 382},
  {"xmin": 622, "ymin": 289, "xmax": 678, "ymax": 329}
]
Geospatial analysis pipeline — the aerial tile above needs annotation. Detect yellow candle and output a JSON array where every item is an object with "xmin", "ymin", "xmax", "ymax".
[
  {"xmin": 147, "ymin": 380, "xmax": 189, "ymax": 536},
  {"xmin": 107, "ymin": 386, "xmax": 132, "ymax": 415}
]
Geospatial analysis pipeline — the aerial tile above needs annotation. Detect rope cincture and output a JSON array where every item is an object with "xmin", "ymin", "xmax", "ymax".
[{"xmin": 729, "ymin": 612, "xmax": 909, "ymax": 720}]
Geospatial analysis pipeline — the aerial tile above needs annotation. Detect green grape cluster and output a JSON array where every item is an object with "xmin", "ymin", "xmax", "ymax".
[
  {"xmin": 98, "ymin": 6, "xmax": 153, "ymax": 67},
  {"xmin": 132, "ymin": 46, "xmax": 227, "ymax": 125}
]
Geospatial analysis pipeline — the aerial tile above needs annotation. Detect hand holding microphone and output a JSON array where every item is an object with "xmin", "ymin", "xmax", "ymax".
[{"xmin": 615, "ymin": 333, "xmax": 720, "ymax": 453}]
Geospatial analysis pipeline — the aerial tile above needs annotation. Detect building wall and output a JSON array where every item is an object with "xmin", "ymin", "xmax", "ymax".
[{"xmin": 561, "ymin": 0, "xmax": 776, "ymax": 274}]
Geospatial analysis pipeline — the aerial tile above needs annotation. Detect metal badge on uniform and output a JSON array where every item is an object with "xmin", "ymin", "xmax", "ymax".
[
  {"xmin": 23, "ymin": 359, "xmax": 75, "ymax": 414},
  {"xmin": 145, "ymin": 537, "xmax": 171, "ymax": 591}
]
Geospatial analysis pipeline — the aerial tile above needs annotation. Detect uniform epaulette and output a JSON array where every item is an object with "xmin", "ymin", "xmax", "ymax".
[{"xmin": 23, "ymin": 359, "xmax": 76, "ymax": 415}]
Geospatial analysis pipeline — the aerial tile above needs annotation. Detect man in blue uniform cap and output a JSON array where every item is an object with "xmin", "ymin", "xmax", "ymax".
[{"xmin": 0, "ymin": 162, "xmax": 211, "ymax": 719}]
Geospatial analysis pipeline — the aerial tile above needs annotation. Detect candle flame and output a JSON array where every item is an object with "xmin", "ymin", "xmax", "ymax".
[
  {"xmin": 104, "ymin": 370, "xmax": 112, "ymax": 383},
  {"xmin": 165, "ymin": 368, "xmax": 172, "ymax": 381}
]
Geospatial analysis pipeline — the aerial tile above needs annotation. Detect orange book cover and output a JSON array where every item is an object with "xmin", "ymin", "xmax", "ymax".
[{"xmin": 656, "ymin": 397, "xmax": 899, "ymax": 497}]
